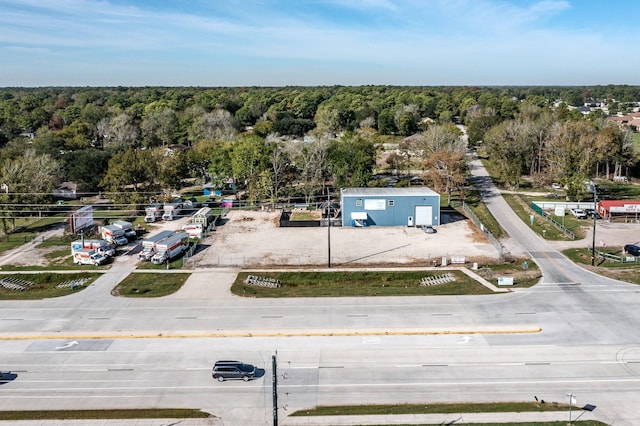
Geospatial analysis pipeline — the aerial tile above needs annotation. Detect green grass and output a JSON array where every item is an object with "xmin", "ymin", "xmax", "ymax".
[
  {"xmin": 0, "ymin": 273, "xmax": 99, "ymax": 300},
  {"xmin": 632, "ymin": 132, "xmax": 640, "ymax": 152},
  {"xmin": 502, "ymin": 194, "xmax": 586, "ymax": 240},
  {"xmin": 291, "ymin": 402, "xmax": 607, "ymax": 426},
  {"xmin": 0, "ymin": 409, "xmax": 210, "ymax": 421},
  {"xmin": 290, "ymin": 210, "xmax": 319, "ymax": 220},
  {"xmin": 595, "ymin": 180, "xmax": 640, "ymax": 199},
  {"xmin": 475, "ymin": 259, "xmax": 541, "ymax": 288},
  {"xmin": 454, "ymin": 189, "xmax": 505, "ymax": 239},
  {"xmin": 291, "ymin": 401, "xmax": 573, "ymax": 415},
  {"xmin": 112, "ymin": 272, "xmax": 191, "ymax": 297},
  {"xmin": 136, "ymin": 254, "xmax": 190, "ymax": 270},
  {"xmin": 232, "ymin": 270, "xmax": 495, "ymax": 297},
  {"xmin": 563, "ymin": 248, "xmax": 640, "ymax": 284},
  {"xmin": 35, "ymin": 234, "xmax": 76, "ymax": 248}
]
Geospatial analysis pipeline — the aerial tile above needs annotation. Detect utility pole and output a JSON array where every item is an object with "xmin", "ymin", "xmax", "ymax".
[
  {"xmin": 327, "ymin": 187, "xmax": 331, "ymax": 268},
  {"xmin": 590, "ymin": 184, "xmax": 597, "ymax": 266},
  {"xmin": 272, "ymin": 354, "xmax": 278, "ymax": 426}
]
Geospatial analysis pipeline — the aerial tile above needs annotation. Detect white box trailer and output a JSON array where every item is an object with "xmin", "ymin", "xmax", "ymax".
[
  {"xmin": 137, "ymin": 230, "xmax": 175, "ymax": 261},
  {"xmin": 71, "ymin": 239, "xmax": 115, "ymax": 257},
  {"xmin": 111, "ymin": 220, "xmax": 137, "ymax": 239},
  {"xmin": 144, "ymin": 203, "xmax": 163, "ymax": 223},
  {"xmin": 182, "ymin": 223, "xmax": 204, "ymax": 239},
  {"xmin": 151, "ymin": 232, "xmax": 189, "ymax": 264},
  {"xmin": 72, "ymin": 248, "xmax": 107, "ymax": 266},
  {"xmin": 101, "ymin": 225, "xmax": 128, "ymax": 246},
  {"xmin": 162, "ymin": 202, "xmax": 182, "ymax": 221}
]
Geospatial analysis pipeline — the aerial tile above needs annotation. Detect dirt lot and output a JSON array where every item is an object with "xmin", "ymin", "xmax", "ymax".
[
  {"xmin": 3, "ymin": 210, "xmax": 636, "ymax": 269},
  {"xmin": 190, "ymin": 209, "xmax": 500, "ymax": 268}
]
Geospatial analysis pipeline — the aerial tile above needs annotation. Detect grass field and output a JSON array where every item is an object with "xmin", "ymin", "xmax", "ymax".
[
  {"xmin": 111, "ymin": 272, "xmax": 191, "ymax": 297},
  {"xmin": 0, "ymin": 272, "xmax": 99, "ymax": 299},
  {"xmin": 502, "ymin": 194, "xmax": 587, "ymax": 240},
  {"xmin": 563, "ymin": 248, "xmax": 640, "ymax": 284},
  {"xmin": 231, "ymin": 264, "xmax": 540, "ymax": 297},
  {"xmin": 0, "ymin": 409, "xmax": 211, "ymax": 421}
]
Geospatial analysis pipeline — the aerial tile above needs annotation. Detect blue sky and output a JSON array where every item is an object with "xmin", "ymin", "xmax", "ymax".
[{"xmin": 1, "ymin": 0, "xmax": 638, "ymax": 87}]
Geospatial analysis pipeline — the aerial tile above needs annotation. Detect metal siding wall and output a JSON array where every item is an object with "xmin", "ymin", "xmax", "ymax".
[{"xmin": 341, "ymin": 193, "xmax": 440, "ymax": 226}]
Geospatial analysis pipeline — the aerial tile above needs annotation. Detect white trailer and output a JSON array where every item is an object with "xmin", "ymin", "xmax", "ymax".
[
  {"xmin": 111, "ymin": 220, "xmax": 137, "ymax": 240},
  {"xmin": 182, "ymin": 223, "xmax": 204, "ymax": 239},
  {"xmin": 72, "ymin": 248, "xmax": 107, "ymax": 266},
  {"xmin": 144, "ymin": 203, "xmax": 163, "ymax": 223},
  {"xmin": 151, "ymin": 232, "xmax": 189, "ymax": 264},
  {"xmin": 137, "ymin": 230, "xmax": 175, "ymax": 261},
  {"xmin": 101, "ymin": 225, "xmax": 128, "ymax": 246},
  {"xmin": 162, "ymin": 201, "xmax": 182, "ymax": 221},
  {"xmin": 71, "ymin": 239, "xmax": 115, "ymax": 257}
]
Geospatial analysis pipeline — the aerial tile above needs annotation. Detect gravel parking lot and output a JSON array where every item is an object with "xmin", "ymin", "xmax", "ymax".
[
  {"xmin": 2, "ymin": 209, "xmax": 636, "ymax": 269},
  {"xmin": 190, "ymin": 209, "xmax": 500, "ymax": 268}
]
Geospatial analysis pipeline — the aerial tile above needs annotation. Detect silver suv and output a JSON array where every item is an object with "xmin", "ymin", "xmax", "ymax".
[{"xmin": 212, "ymin": 360, "xmax": 256, "ymax": 382}]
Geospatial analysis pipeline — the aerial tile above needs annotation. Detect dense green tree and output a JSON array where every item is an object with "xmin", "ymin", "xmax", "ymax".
[
  {"xmin": 141, "ymin": 108, "xmax": 178, "ymax": 147},
  {"xmin": 328, "ymin": 133, "xmax": 376, "ymax": 187},
  {"xmin": 64, "ymin": 148, "xmax": 111, "ymax": 192},
  {"xmin": 286, "ymin": 138, "xmax": 329, "ymax": 203},
  {"xmin": 0, "ymin": 149, "xmax": 61, "ymax": 205},
  {"xmin": 544, "ymin": 121, "xmax": 597, "ymax": 200},
  {"xmin": 99, "ymin": 148, "xmax": 158, "ymax": 204},
  {"xmin": 229, "ymin": 134, "xmax": 269, "ymax": 202}
]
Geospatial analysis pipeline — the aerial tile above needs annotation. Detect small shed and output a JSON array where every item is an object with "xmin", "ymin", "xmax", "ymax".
[
  {"xmin": 191, "ymin": 207, "xmax": 215, "ymax": 227},
  {"xmin": 340, "ymin": 187, "xmax": 440, "ymax": 227}
]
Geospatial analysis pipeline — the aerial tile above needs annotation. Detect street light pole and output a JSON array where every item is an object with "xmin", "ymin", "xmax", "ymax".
[
  {"xmin": 567, "ymin": 393, "xmax": 575, "ymax": 425},
  {"xmin": 591, "ymin": 185, "xmax": 597, "ymax": 266}
]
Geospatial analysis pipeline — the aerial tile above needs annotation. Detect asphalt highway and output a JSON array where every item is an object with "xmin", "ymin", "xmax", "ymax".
[{"xmin": 0, "ymin": 155, "xmax": 639, "ymax": 425}]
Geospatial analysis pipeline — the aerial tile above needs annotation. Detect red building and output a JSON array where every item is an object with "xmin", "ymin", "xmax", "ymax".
[{"xmin": 598, "ymin": 200, "xmax": 640, "ymax": 220}]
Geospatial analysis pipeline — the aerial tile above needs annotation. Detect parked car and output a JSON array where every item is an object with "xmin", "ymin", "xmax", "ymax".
[
  {"xmin": 624, "ymin": 244, "xmax": 640, "ymax": 257},
  {"xmin": 212, "ymin": 360, "xmax": 256, "ymax": 382},
  {"xmin": 423, "ymin": 225, "xmax": 437, "ymax": 234},
  {"xmin": 584, "ymin": 208, "xmax": 601, "ymax": 219},
  {"xmin": 570, "ymin": 208, "xmax": 587, "ymax": 219}
]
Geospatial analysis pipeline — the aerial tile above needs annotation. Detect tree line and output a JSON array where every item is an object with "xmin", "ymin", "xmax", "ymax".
[{"xmin": 0, "ymin": 85, "xmax": 638, "ymax": 213}]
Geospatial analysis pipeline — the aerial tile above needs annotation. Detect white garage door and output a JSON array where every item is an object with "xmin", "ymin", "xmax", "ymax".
[{"xmin": 414, "ymin": 205, "xmax": 433, "ymax": 226}]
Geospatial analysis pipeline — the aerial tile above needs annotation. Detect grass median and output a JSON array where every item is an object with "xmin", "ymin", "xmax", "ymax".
[
  {"xmin": 0, "ymin": 272, "xmax": 99, "ymax": 300},
  {"xmin": 0, "ymin": 408, "xmax": 211, "ymax": 421},
  {"xmin": 233, "ymin": 270, "xmax": 493, "ymax": 297},
  {"xmin": 290, "ymin": 402, "xmax": 605, "ymax": 425},
  {"xmin": 112, "ymin": 272, "xmax": 191, "ymax": 297}
]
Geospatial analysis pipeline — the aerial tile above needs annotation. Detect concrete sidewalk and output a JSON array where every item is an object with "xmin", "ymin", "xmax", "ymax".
[{"xmin": 282, "ymin": 410, "xmax": 599, "ymax": 425}]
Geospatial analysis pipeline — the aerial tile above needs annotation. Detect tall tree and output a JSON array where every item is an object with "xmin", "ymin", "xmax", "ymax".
[
  {"xmin": 328, "ymin": 133, "xmax": 376, "ymax": 188},
  {"xmin": 99, "ymin": 148, "xmax": 159, "ymax": 204},
  {"xmin": 286, "ymin": 138, "xmax": 330, "ymax": 204},
  {"xmin": 229, "ymin": 134, "xmax": 268, "ymax": 202},
  {"xmin": 418, "ymin": 125, "xmax": 467, "ymax": 204},
  {"xmin": 543, "ymin": 121, "xmax": 597, "ymax": 200}
]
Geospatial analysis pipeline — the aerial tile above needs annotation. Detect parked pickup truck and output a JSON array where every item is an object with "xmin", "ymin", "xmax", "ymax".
[{"xmin": 570, "ymin": 208, "xmax": 587, "ymax": 219}]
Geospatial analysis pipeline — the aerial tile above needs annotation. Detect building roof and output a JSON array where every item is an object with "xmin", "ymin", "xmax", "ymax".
[
  {"xmin": 341, "ymin": 187, "xmax": 439, "ymax": 197},
  {"xmin": 599, "ymin": 200, "xmax": 640, "ymax": 207}
]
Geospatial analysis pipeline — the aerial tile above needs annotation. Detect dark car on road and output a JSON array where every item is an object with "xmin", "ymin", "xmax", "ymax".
[
  {"xmin": 212, "ymin": 360, "xmax": 256, "ymax": 382},
  {"xmin": 624, "ymin": 244, "xmax": 640, "ymax": 257},
  {"xmin": 584, "ymin": 208, "xmax": 601, "ymax": 219}
]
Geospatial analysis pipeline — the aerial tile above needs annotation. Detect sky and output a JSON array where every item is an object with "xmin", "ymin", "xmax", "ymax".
[{"xmin": 1, "ymin": 0, "xmax": 639, "ymax": 87}]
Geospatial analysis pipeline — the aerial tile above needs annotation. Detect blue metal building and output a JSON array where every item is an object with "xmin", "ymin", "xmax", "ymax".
[{"xmin": 340, "ymin": 187, "xmax": 440, "ymax": 227}]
